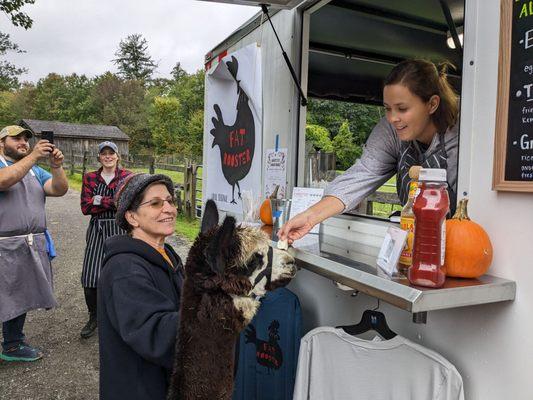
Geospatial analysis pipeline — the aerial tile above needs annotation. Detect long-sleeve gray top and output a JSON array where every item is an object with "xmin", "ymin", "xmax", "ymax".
[{"xmin": 324, "ymin": 117, "xmax": 459, "ymax": 212}]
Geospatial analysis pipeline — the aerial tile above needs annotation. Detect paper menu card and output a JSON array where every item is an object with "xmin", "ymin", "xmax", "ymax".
[
  {"xmin": 289, "ymin": 187, "xmax": 324, "ymax": 234},
  {"xmin": 264, "ymin": 148, "xmax": 288, "ymax": 199}
]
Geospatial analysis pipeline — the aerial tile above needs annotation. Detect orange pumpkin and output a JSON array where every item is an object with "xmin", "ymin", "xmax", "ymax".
[
  {"xmin": 260, "ymin": 199, "xmax": 273, "ymax": 225},
  {"xmin": 259, "ymin": 185, "xmax": 279, "ymax": 226},
  {"xmin": 444, "ymin": 198, "xmax": 493, "ymax": 278}
]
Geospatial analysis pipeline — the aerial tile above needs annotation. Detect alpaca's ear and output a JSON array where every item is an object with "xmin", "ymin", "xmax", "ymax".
[
  {"xmin": 201, "ymin": 200, "xmax": 219, "ymax": 234},
  {"xmin": 205, "ymin": 216, "xmax": 237, "ymax": 275}
]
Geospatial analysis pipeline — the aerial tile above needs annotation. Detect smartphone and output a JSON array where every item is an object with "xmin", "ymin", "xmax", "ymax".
[{"xmin": 41, "ymin": 130, "xmax": 54, "ymax": 144}]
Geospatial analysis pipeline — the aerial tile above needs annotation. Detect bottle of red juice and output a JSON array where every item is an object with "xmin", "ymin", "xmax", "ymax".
[{"xmin": 408, "ymin": 168, "xmax": 450, "ymax": 288}]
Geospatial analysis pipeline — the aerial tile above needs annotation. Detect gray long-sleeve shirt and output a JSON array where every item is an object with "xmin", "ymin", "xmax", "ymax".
[{"xmin": 324, "ymin": 117, "xmax": 459, "ymax": 212}]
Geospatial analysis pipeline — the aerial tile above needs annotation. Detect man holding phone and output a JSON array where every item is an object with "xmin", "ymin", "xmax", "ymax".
[{"xmin": 0, "ymin": 125, "xmax": 68, "ymax": 362}]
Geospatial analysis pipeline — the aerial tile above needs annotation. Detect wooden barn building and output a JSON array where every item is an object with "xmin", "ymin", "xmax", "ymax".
[{"xmin": 20, "ymin": 119, "xmax": 130, "ymax": 156}]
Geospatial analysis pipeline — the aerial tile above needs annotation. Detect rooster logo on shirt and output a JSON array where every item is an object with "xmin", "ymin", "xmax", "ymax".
[
  {"xmin": 210, "ymin": 56, "xmax": 255, "ymax": 204},
  {"xmin": 245, "ymin": 320, "xmax": 283, "ymax": 374}
]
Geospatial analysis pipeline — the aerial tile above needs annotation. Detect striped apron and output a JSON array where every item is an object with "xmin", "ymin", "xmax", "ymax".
[
  {"xmin": 81, "ymin": 180, "xmax": 125, "ymax": 288},
  {"xmin": 396, "ymin": 132, "xmax": 457, "ymax": 215},
  {"xmin": 0, "ymin": 156, "xmax": 57, "ymax": 322}
]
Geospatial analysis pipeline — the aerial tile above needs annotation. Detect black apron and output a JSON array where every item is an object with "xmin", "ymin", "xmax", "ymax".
[
  {"xmin": 81, "ymin": 179, "xmax": 125, "ymax": 288},
  {"xmin": 396, "ymin": 132, "xmax": 457, "ymax": 215}
]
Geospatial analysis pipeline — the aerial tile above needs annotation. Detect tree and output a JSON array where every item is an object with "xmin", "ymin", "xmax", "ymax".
[
  {"xmin": 1, "ymin": 0, "xmax": 35, "ymax": 29},
  {"xmin": 0, "ymin": 1, "xmax": 37, "ymax": 90},
  {"xmin": 333, "ymin": 120, "xmax": 362, "ymax": 170},
  {"xmin": 186, "ymin": 109, "xmax": 204, "ymax": 160},
  {"xmin": 30, "ymin": 73, "xmax": 95, "ymax": 122},
  {"xmin": 90, "ymin": 72, "xmax": 149, "ymax": 152},
  {"xmin": 171, "ymin": 62, "xmax": 187, "ymax": 82},
  {"xmin": 148, "ymin": 96, "xmax": 184, "ymax": 155},
  {"xmin": 0, "ymin": 33, "xmax": 27, "ymax": 90},
  {"xmin": 305, "ymin": 124, "xmax": 333, "ymax": 152},
  {"xmin": 113, "ymin": 34, "xmax": 158, "ymax": 82},
  {"xmin": 307, "ymin": 98, "xmax": 382, "ymax": 145}
]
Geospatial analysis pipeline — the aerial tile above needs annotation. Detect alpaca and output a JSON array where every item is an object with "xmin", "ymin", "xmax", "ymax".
[{"xmin": 167, "ymin": 200, "xmax": 296, "ymax": 400}]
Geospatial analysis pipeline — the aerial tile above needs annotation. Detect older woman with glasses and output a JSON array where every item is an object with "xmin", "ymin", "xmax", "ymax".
[{"xmin": 97, "ymin": 173, "xmax": 184, "ymax": 400}]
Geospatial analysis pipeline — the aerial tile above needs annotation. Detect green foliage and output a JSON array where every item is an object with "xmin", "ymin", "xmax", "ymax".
[
  {"xmin": 333, "ymin": 120, "xmax": 362, "ymax": 170},
  {"xmin": 31, "ymin": 73, "xmax": 92, "ymax": 121},
  {"xmin": 1, "ymin": 0, "xmax": 35, "ymax": 29},
  {"xmin": 171, "ymin": 62, "xmax": 187, "ymax": 82},
  {"xmin": 305, "ymin": 124, "xmax": 333, "ymax": 152},
  {"xmin": 307, "ymin": 98, "xmax": 382, "ymax": 146},
  {"xmin": 186, "ymin": 109, "xmax": 204, "ymax": 160},
  {"xmin": 113, "ymin": 34, "xmax": 157, "ymax": 82},
  {"xmin": 0, "ymin": 90, "xmax": 18, "ymax": 125},
  {"xmin": 149, "ymin": 96, "xmax": 183, "ymax": 155},
  {"xmin": 90, "ymin": 72, "xmax": 150, "ymax": 152},
  {"xmin": 175, "ymin": 214, "xmax": 200, "ymax": 242},
  {"xmin": 0, "ymin": 32, "xmax": 27, "ymax": 90}
]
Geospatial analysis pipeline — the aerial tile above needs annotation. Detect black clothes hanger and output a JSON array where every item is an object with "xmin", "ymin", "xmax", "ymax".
[{"xmin": 337, "ymin": 300, "xmax": 397, "ymax": 340}]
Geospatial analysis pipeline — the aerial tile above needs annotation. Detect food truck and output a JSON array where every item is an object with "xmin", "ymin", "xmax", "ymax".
[{"xmin": 200, "ymin": 1, "xmax": 528, "ymax": 398}]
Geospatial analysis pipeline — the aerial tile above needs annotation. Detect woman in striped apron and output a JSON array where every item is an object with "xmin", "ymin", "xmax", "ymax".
[
  {"xmin": 80, "ymin": 141, "xmax": 131, "ymax": 338},
  {"xmin": 279, "ymin": 59, "xmax": 460, "ymax": 243}
]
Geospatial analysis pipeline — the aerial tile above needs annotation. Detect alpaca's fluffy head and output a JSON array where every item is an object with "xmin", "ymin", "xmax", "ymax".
[{"xmin": 195, "ymin": 200, "xmax": 296, "ymax": 300}]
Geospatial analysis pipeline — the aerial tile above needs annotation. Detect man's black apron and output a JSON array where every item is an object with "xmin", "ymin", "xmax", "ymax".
[
  {"xmin": 396, "ymin": 132, "xmax": 457, "ymax": 215},
  {"xmin": 0, "ymin": 155, "xmax": 57, "ymax": 322}
]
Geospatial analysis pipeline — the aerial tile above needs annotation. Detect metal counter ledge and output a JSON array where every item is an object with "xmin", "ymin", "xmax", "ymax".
[{"xmin": 271, "ymin": 229, "xmax": 516, "ymax": 314}]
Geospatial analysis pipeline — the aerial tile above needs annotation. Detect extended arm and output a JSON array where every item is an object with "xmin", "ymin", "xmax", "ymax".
[{"xmin": 0, "ymin": 152, "xmax": 39, "ymax": 191}]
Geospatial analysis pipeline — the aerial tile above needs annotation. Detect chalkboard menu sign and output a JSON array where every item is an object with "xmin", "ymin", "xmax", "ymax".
[{"xmin": 493, "ymin": 0, "xmax": 533, "ymax": 191}]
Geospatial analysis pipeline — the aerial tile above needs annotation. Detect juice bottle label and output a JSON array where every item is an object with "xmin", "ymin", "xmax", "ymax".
[{"xmin": 399, "ymin": 216, "xmax": 415, "ymax": 265}]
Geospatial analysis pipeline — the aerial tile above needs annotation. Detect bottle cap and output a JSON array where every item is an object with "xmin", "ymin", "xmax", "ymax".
[
  {"xmin": 418, "ymin": 168, "xmax": 447, "ymax": 182},
  {"xmin": 408, "ymin": 166, "xmax": 421, "ymax": 180}
]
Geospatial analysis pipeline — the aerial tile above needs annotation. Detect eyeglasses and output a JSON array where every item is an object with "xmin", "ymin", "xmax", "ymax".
[{"xmin": 138, "ymin": 197, "xmax": 177, "ymax": 210}]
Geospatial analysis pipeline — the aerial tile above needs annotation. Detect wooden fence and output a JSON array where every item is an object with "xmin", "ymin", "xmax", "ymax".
[
  {"xmin": 62, "ymin": 151, "xmax": 400, "ymax": 220},
  {"xmin": 63, "ymin": 151, "xmax": 202, "ymax": 219}
]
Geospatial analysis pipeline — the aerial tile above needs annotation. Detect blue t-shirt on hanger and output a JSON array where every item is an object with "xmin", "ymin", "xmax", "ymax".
[{"xmin": 233, "ymin": 287, "xmax": 302, "ymax": 400}]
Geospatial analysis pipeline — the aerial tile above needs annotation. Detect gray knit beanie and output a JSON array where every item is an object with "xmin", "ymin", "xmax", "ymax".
[{"xmin": 115, "ymin": 173, "xmax": 174, "ymax": 231}]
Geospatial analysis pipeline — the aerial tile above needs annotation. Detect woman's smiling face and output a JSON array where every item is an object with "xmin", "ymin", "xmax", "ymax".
[
  {"xmin": 128, "ymin": 183, "xmax": 177, "ymax": 241},
  {"xmin": 383, "ymin": 83, "xmax": 439, "ymax": 145},
  {"xmin": 98, "ymin": 148, "xmax": 119, "ymax": 169}
]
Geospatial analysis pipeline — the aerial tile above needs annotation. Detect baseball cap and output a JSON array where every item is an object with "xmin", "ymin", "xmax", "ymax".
[
  {"xmin": 98, "ymin": 141, "xmax": 119, "ymax": 154},
  {"xmin": 0, "ymin": 125, "xmax": 33, "ymax": 140}
]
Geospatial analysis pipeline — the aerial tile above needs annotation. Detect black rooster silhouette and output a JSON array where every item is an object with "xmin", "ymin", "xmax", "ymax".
[
  {"xmin": 245, "ymin": 320, "xmax": 283, "ymax": 374},
  {"xmin": 210, "ymin": 56, "xmax": 256, "ymax": 204}
]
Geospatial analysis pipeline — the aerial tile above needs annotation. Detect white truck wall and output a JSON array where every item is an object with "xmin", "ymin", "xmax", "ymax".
[
  {"xmin": 202, "ymin": 10, "xmax": 301, "ymax": 210},
  {"xmin": 204, "ymin": 1, "xmax": 530, "ymax": 398},
  {"xmin": 289, "ymin": 0, "xmax": 532, "ymax": 398}
]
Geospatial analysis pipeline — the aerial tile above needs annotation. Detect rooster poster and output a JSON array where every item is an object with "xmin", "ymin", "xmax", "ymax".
[{"xmin": 204, "ymin": 44, "xmax": 262, "ymax": 214}]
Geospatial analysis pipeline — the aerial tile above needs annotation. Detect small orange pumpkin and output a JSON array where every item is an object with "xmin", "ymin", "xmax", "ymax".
[
  {"xmin": 444, "ymin": 198, "xmax": 493, "ymax": 278},
  {"xmin": 259, "ymin": 185, "xmax": 279, "ymax": 226},
  {"xmin": 260, "ymin": 199, "xmax": 273, "ymax": 225}
]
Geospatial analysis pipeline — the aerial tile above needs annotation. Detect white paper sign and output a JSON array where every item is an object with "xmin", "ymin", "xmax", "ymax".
[
  {"xmin": 289, "ymin": 187, "xmax": 324, "ymax": 234},
  {"xmin": 376, "ymin": 226, "xmax": 408, "ymax": 276},
  {"xmin": 264, "ymin": 148, "xmax": 287, "ymax": 199},
  {"xmin": 204, "ymin": 44, "xmax": 262, "ymax": 214}
]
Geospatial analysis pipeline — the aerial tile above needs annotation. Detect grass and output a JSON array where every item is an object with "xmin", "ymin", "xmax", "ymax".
[
  {"xmin": 67, "ymin": 172, "xmax": 84, "ymax": 192},
  {"xmin": 175, "ymin": 214, "xmax": 200, "ymax": 242}
]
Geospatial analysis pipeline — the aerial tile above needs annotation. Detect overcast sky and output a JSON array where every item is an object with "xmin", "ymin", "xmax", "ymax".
[{"xmin": 2, "ymin": 0, "xmax": 259, "ymax": 83}]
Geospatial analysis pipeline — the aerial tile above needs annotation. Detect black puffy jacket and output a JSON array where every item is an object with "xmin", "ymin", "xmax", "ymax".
[{"xmin": 98, "ymin": 235, "xmax": 184, "ymax": 400}]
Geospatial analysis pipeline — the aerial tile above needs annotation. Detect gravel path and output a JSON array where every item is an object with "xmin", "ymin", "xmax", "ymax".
[{"xmin": 0, "ymin": 189, "xmax": 192, "ymax": 400}]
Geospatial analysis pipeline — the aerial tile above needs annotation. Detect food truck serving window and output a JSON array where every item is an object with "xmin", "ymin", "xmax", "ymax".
[{"xmin": 300, "ymin": 0, "xmax": 465, "ymax": 220}]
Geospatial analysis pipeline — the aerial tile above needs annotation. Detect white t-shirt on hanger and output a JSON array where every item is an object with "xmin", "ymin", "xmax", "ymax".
[{"xmin": 293, "ymin": 327, "xmax": 464, "ymax": 400}]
